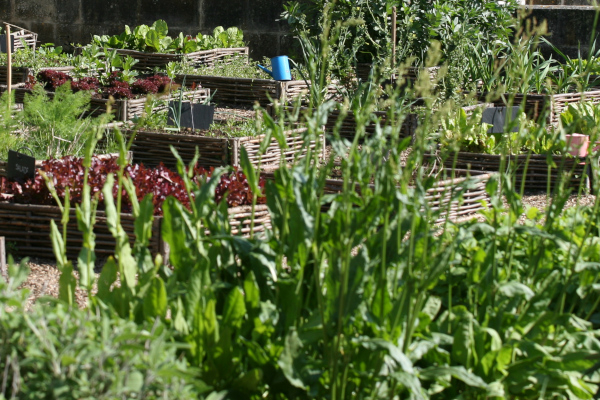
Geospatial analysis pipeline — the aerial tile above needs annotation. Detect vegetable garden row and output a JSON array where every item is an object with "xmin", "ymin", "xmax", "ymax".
[{"xmin": 2, "ymin": 1, "xmax": 600, "ymax": 398}]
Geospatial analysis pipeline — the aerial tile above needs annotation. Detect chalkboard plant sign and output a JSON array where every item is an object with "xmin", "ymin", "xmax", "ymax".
[
  {"xmin": 167, "ymin": 101, "xmax": 215, "ymax": 130},
  {"xmin": 7, "ymin": 149, "xmax": 35, "ymax": 180}
]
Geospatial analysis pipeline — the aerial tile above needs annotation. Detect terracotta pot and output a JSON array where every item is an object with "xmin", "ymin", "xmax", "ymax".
[{"xmin": 565, "ymin": 133, "xmax": 590, "ymax": 157}]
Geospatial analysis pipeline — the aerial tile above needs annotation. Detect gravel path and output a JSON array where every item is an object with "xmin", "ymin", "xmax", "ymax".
[{"xmin": 19, "ymin": 260, "xmax": 96, "ymax": 310}]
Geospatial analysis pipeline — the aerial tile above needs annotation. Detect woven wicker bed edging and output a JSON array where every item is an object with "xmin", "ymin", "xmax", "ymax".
[
  {"xmin": 124, "ymin": 127, "xmax": 325, "ymax": 169},
  {"xmin": 176, "ymin": 74, "xmax": 341, "ymax": 107},
  {"xmin": 477, "ymin": 90, "xmax": 600, "ymax": 126},
  {"xmin": 423, "ymin": 151, "xmax": 590, "ymax": 192},
  {"xmin": 73, "ymin": 47, "xmax": 249, "ymax": 70},
  {"xmin": 0, "ymin": 202, "xmax": 271, "ymax": 262}
]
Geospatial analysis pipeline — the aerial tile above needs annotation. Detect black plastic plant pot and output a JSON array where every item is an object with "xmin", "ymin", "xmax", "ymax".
[{"xmin": 168, "ymin": 102, "xmax": 215, "ymax": 130}]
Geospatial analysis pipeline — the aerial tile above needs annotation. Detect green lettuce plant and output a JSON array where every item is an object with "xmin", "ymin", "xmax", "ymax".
[
  {"xmin": 560, "ymin": 102, "xmax": 600, "ymax": 137},
  {"xmin": 91, "ymin": 21, "xmax": 245, "ymax": 54},
  {"xmin": 438, "ymin": 107, "xmax": 495, "ymax": 153}
]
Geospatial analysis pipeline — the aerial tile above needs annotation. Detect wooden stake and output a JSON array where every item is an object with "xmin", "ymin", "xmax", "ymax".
[
  {"xmin": 5, "ymin": 24, "xmax": 11, "ymax": 95},
  {"xmin": 391, "ymin": 6, "xmax": 397, "ymax": 69},
  {"xmin": 0, "ymin": 237, "xmax": 6, "ymax": 282}
]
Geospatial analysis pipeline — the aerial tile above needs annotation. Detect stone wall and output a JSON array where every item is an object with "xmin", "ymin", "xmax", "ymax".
[
  {"xmin": 526, "ymin": 5, "xmax": 600, "ymax": 58},
  {"xmin": 1, "ymin": 0, "xmax": 293, "ymax": 60},
  {"xmin": 531, "ymin": 0, "xmax": 591, "ymax": 5},
  {"xmin": 2, "ymin": 1, "xmax": 599, "ymax": 61}
]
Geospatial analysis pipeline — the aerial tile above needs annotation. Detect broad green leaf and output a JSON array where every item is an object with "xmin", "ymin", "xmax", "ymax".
[
  {"xmin": 152, "ymin": 19, "xmax": 169, "ymax": 38},
  {"xmin": 162, "ymin": 196, "xmax": 198, "ymax": 272},
  {"xmin": 232, "ymin": 368, "xmax": 263, "ymax": 392},
  {"xmin": 422, "ymin": 296, "xmax": 442, "ymax": 320},
  {"xmin": 160, "ymin": 36, "xmax": 173, "ymax": 52},
  {"xmin": 173, "ymin": 297, "xmax": 189, "ymax": 335},
  {"xmin": 243, "ymin": 340, "xmax": 270, "ymax": 365},
  {"xmin": 183, "ymin": 39, "xmax": 198, "ymax": 54},
  {"xmin": 144, "ymin": 277, "xmax": 167, "ymax": 319},
  {"xmin": 218, "ymin": 32, "xmax": 229, "ymax": 47},
  {"xmin": 222, "ymin": 287, "xmax": 246, "ymax": 329},
  {"xmin": 420, "ymin": 366, "xmax": 488, "ymax": 389},
  {"xmin": 392, "ymin": 371, "xmax": 425, "ymax": 400},
  {"xmin": 58, "ymin": 263, "xmax": 77, "ymax": 306},
  {"xmin": 244, "ymin": 271, "xmax": 261, "ymax": 311},
  {"xmin": 133, "ymin": 24, "xmax": 149, "ymax": 40},
  {"xmin": 201, "ymin": 298, "xmax": 219, "ymax": 348},
  {"xmin": 363, "ymin": 339, "xmax": 414, "ymax": 373},
  {"xmin": 145, "ymin": 30, "xmax": 161, "ymax": 52},
  {"xmin": 239, "ymin": 146, "xmax": 261, "ymax": 195},
  {"xmin": 97, "ymin": 257, "xmax": 118, "ymax": 303},
  {"xmin": 125, "ymin": 371, "xmax": 144, "ymax": 391},
  {"xmin": 205, "ymin": 391, "xmax": 228, "ymax": 400},
  {"xmin": 212, "ymin": 26, "xmax": 225, "ymax": 38},
  {"xmin": 498, "ymin": 281, "xmax": 534, "ymax": 300},
  {"xmin": 452, "ymin": 311, "xmax": 474, "ymax": 368},
  {"xmin": 278, "ymin": 328, "xmax": 306, "ymax": 389}
]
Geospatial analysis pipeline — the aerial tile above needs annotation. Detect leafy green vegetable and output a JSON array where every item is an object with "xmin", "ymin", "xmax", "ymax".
[{"xmin": 91, "ymin": 21, "xmax": 245, "ymax": 54}]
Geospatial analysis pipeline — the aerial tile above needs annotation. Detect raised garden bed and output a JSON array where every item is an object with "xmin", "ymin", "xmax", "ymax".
[
  {"xmin": 176, "ymin": 74, "xmax": 341, "ymax": 107},
  {"xmin": 104, "ymin": 47, "xmax": 249, "ymax": 70},
  {"xmin": 478, "ymin": 90, "xmax": 600, "ymax": 126},
  {"xmin": 423, "ymin": 151, "xmax": 590, "ymax": 192},
  {"xmin": 0, "ymin": 66, "xmax": 75, "ymax": 86},
  {"xmin": 0, "ymin": 154, "xmax": 272, "ymax": 260},
  {"xmin": 0, "ymin": 202, "xmax": 164, "ymax": 260},
  {"xmin": 12, "ymin": 87, "xmax": 211, "ymax": 121},
  {"xmin": 269, "ymin": 105, "xmax": 418, "ymax": 141},
  {"xmin": 124, "ymin": 127, "xmax": 324, "ymax": 169},
  {"xmin": 0, "ymin": 152, "xmax": 128, "ymax": 178},
  {"xmin": 0, "ymin": 202, "xmax": 271, "ymax": 260},
  {"xmin": 320, "ymin": 169, "xmax": 492, "ymax": 222}
]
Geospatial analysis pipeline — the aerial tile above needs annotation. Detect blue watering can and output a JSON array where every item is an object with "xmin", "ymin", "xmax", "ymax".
[{"xmin": 257, "ymin": 55, "xmax": 292, "ymax": 81}]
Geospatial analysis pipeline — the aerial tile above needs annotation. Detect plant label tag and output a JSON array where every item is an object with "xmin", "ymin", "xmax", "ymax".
[
  {"xmin": 482, "ymin": 106, "xmax": 520, "ymax": 134},
  {"xmin": 7, "ymin": 150, "xmax": 35, "ymax": 180},
  {"xmin": 0, "ymin": 35, "xmax": 15, "ymax": 53}
]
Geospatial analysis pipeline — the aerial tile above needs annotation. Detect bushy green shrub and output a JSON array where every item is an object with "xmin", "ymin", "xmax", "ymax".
[
  {"xmin": 21, "ymin": 83, "xmax": 116, "ymax": 160},
  {"xmin": 0, "ymin": 259, "xmax": 202, "ymax": 399}
]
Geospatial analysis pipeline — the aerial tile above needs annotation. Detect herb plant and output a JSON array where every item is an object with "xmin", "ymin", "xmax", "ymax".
[
  {"xmin": 0, "ymin": 265, "xmax": 201, "ymax": 398},
  {"xmin": 0, "ymin": 44, "xmax": 74, "ymax": 72}
]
